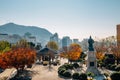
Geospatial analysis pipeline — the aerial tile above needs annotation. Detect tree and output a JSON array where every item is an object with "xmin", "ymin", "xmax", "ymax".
[
  {"xmin": 28, "ymin": 42, "xmax": 35, "ymax": 49},
  {"xmin": 59, "ymin": 47, "xmax": 69, "ymax": 58},
  {"xmin": 46, "ymin": 41, "xmax": 58, "ymax": 50},
  {"xmin": 15, "ymin": 39, "xmax": 29, "ymax": 48},
  {"xmin": 68, "ymin": 43, "xmax": 82, "ymax": 61},
  {"xmin": 0, "ymin": 41, "xmax": 11, "ymax": 54},
  {"xmin": 111, "ymin": 46, "xmax": 120, "ymax": 65},
  {"xmin": 35, "ymin": 43, "xmax": 42, "ymax": 50},
  {"xmin": 0, "ymin": 40, "xmax": 36, "ymax": 70},
  {"xmin": 96, "ymin": 51, "xmax": 105, "ymax": 60},
  {"xmin": 110, "ymin": 72, "xmax": 120, "ymax": 80},
  {"xmin": 0, "ymin": 53, "xmax": 8, "ymax": 69},
  {"xmin": 0, "ymin": 47, "xmax": 36, "ymax": 71}
]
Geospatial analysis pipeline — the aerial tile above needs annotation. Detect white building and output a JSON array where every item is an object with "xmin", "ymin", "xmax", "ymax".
[{"xmin": 0, "ymin": 33, "xmax": 22, "ymax": 44}]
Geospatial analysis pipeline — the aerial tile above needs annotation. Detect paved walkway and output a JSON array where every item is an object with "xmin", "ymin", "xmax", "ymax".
[
  {"xmin": 31, "ymin": 58, "xmax": 68, "ymax": 80},
  {"xmin": 94, "ymin": 75, "xmax": 104, "ymax": 80},
  {"xmin": 0, "ymin": 68, "xmax": 16, "ymax": 80}
]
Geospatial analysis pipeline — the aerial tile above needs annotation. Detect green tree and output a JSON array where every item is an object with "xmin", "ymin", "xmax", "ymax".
[
  {"xmin": 46, "ymin": 41, "xmax": 58, "ymax": 50},
  {"xmin": 15, "ymin": 39, "xmax": 29, "ymax": 48},
  {"xmin": 0, "ymin": 41, "xmax": 11, "ymax": 54}
]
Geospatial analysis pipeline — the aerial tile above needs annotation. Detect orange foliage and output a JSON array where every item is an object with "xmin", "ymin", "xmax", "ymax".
[
  {"xmin": 95, "ymin": 46, "xmax": 107, "ymax": 60},
  {"xmin": 96, "ymin": 52, "xmax": 105, "ymax": 60},
  {"xmin": 0, "ymin": 47, "xmax": 36, "ymax": 70},
  {"xmin": 68, "ymin": 44, "xmax": 82, "ymax": 60},
  {"xmin": 111, "ymin": 46, "xmax": 120, "ymax": 59}
]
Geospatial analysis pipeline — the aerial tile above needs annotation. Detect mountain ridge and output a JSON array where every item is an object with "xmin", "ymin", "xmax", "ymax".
[{"xmin": 0, "ymin": 23, "xmax": 53, "ymax": 45}]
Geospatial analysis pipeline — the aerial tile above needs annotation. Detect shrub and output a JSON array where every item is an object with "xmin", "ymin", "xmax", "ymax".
[
  {"xmin": 63, "ymin": 63, "xmax": 70, "ymax": 69},
  {"xmin": 87, "ymin": 72, "xmax": 95, "ymax": 77},
  {"xmin": 68, "ymin": 64, "xmax": 73, "ymax": 69},
  {"xmin": 73, "ymin": 63, "xmax": 79, "ymax": 68},
  {"xmin": 110, "ymin": 72, "xmax": 120, "ymax": 80},
  {"xmin": 58, "ymin": 68, "xmax": 66, "ymax": 76},
  {"xmin": 58, "ymin": 66, "xmax": 66, "ymax": 71},
  {"xmin": 79, "ymin": 73, "xmax": 87, "ymax": 80},
  {"xmin": 115, "ymin": 64, "xmax": 120, "ymax": 71},
  {"xmin": 103, "ymin": 73, "xmax": 109, "ymax": 77},
  {"xmin": 110, "ymin": 64, "xmax": 116, "ymax": 70},
  {"xmin": 72, "ymin": 73, "xmax": 79, "ymax": 79},
  {"xmin": 106, "ymin": 64, "xmax": 112, "ymax": 69},
  {"xmin": 63, "ymin": 71, "xmax": 72, "ymax": 78},
  {"xmin": 61, "ymin": 63, "xmax": 73, "ymax": 70}
]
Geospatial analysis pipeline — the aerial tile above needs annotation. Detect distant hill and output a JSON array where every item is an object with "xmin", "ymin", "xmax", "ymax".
[{"xmin": 0, "ymin": 23, "xmax": 52, "ymax": 45}]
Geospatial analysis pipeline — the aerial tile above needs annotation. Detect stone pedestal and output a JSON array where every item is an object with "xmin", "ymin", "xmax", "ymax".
[{"xmin": 86, "ymin": 51, "xmax": 100, "ymax": 76}]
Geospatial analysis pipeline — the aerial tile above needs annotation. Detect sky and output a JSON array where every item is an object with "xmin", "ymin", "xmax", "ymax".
[{"xmin": 0, "ymin": 0, "xmax": 120, "ymax": 41}]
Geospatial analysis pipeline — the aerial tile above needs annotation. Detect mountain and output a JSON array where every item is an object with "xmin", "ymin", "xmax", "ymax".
[{"xmin": 0, "ymin": 23, "xmax": 52, "ymax": 45}]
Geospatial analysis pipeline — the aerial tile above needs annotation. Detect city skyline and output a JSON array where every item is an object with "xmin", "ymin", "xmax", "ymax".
[{"xmin": 0, "ymin": 0, "xmax": 120, "ymax": 40}]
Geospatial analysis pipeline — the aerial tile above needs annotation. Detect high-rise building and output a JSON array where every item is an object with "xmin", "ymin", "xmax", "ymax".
[
  {"xmin": 50, "ymin": 33, "xmax": 59, "ymax": 45},
  {"xmin": 80, "ymin": 38, "xmax": 88, "ymax": 52},
  {"xmin": 62, "ymin": 36, "xmax": 71, "ymax": 48},
  {"xmin": 117, "ymin": 24, "xmax": 120, "ymax": 47},
  {"xmin": 73, "ymin": 39, "xmax": 79, "ymax": 44}
]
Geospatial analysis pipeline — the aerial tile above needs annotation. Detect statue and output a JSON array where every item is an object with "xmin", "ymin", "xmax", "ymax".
[{"xmin": 88, "ymin": 36, "xmax": 94, "ymax": 51}]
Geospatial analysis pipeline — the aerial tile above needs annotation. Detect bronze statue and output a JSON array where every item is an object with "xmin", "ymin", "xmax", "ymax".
[{"xmin": 88, "ymin": 36, "xmax": 94, "ymax": 51}]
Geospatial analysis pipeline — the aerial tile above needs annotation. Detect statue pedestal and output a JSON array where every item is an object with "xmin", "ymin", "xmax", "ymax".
[{"xmin": 86, "ymin": 51, "xmax": 100, "ymax": 76}]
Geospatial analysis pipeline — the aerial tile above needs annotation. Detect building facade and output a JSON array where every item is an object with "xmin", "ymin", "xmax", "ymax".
[
  {"xmin": 117, "ymin": 24, "xmax": 120, "ymax": 47},
  {"xmin": 62, "ymin": 36, "xmax": 71, "ymax": 48},
  {"xmin": 50, "ymin": 33, "xmax": 59, "ymax": 45}
]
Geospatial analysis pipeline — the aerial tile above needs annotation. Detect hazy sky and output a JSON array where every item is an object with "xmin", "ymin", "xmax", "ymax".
[{"xmin": 0, "ymin": 0, "xmax": 120, "ymax": 41}]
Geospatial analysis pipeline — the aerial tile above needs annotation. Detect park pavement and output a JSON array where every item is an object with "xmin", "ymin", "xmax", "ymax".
[
  {"xmin": 31, "ymin": 58, "xmax": 69, "ymax": 80},
  {"xmin": 0, "ymin": 68, "xmax": 16, "ymax": 80}
]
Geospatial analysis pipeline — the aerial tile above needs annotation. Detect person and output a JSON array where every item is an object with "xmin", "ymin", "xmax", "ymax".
[{"xmin": 88, "ymin": 36, "xmax": 94, "ymax": 51}]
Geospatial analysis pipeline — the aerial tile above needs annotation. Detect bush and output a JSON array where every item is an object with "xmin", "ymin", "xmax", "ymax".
[
  {"xmin": 72, "ymin": 73, "xmax": 79, "ymax": 79},
  {"xmin": 73, "ymin": 63, "xmax": 79, "ymax": 68},
  {"xmin": 87, "ymin": 72, "xmax": 95, "ymax": 77},
  {"xmin": 110, "ymin": 72, "xmax": 120, "ymax": 80},
  {"xmin": 63, "ymin": 71, "xmax": 72, "ymax": 78},
  {"xmin": 63, "ymin": 63, "xmax": 70, "ymax": 69},
  {"xmin": 58, "ymin": 66, "xmax": 66, "ymax": 70},
  {"xmin": 103, "ymin": 73, "xmax": 109, "ymax": 77},
  {"xmin": 110, "ymin": 64, "xmax": 116, "ymax": 70},
  {"xmin": 58, "ymin": 68, "xmax": 66, "ymax": 76},
  {"xmin": 68, "ymin": 64, "xmax": 73, "ymax": 69},
  {"xmin": 79, "ymin": 73, "xmax": 87, "ymax": 80},
  {"xmin": 61, "ymin": 63, "xmax": 73, "ymax": 70},
  {"xmin": 115, "ymin": 64, "xmax": 120, "ymax": 71},
  {"xmin": 106, "ymin": 64, "xmax": 112, "ymax": 69}
]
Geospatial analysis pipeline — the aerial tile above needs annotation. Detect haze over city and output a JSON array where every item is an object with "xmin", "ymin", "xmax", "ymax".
[{"xmin": 0, "ymin": 0, "xmax": 120, "ymax": 40}]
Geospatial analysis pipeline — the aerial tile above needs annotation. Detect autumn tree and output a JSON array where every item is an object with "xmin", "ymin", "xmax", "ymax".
[
  {"xmin": 95, "ymin": 47, "xmax": 106, "ymax": 60},
  {"xmin": 111, "ymin": 46, "xmax": 120, "ymax": 65},
  {"xmin": 0, "ymin": 47, "xmax": 36, "ymax": 71},
  {"xmin": 59, "ymin": 46, "xmax": 69, "ymax": 58},
  {"xmin": 68, "ymin": 43, "xmax": 82, "ymax": 61},
  {"xmin": 95, "ymin": 40, "xmax": 108, "ymax": 60},
  {"xmin": 46, "ymin": 41, "xmax": 58, "ymax": 50},
  {"xmin": 0, "ymin": 39, "xmax": 36, "ymax": 72}
]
